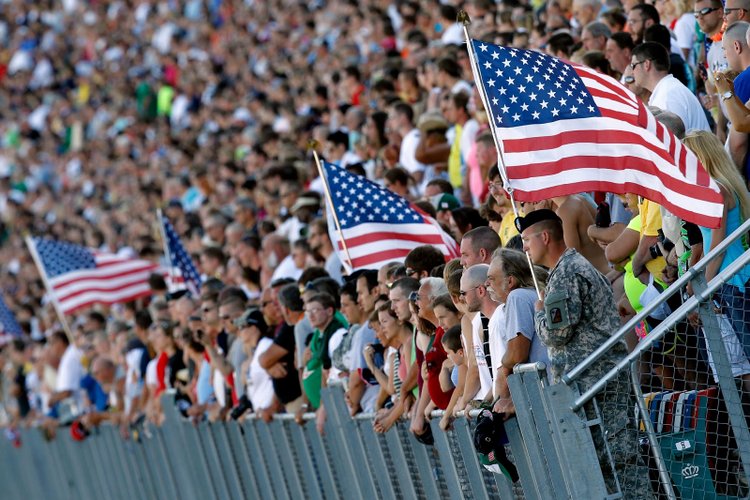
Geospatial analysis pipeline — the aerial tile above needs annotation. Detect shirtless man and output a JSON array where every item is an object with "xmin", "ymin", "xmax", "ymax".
[{"xmin": 551, "ymin": 195, "xmax": 611, "ymax": 275}]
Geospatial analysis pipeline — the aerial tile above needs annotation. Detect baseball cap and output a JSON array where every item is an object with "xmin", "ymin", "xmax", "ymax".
[
  {"xmin": 166, "ymin": 289, "xmax": 190, "ymax": 302},
  {"xmin": 417, "ymin": 111, "xmax": 449, "ymax": 134},
  {"xmin": 234, "ymin": 308, "xmax": 268, "ymax": 335},
  {"xmin": 290, "ymin": 196, "xmax": 320, "ymax": 213},
  {"xmin": 473, "ymin": 410, "xmax": 519, "ymax": 481},
  {"xmin": 430, "ymin": 193, "xmax": 460, "ymax": 212}
]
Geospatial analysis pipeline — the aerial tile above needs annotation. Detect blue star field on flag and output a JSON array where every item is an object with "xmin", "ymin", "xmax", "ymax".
[
  {"xmin": 326, "ymin": 164, "xmax": 424, "ymax": 228},
  {"xmin": 320, "ymin": 159, "xmax": 459, "ymax": 271},
  {"xmin": 471, "ymin": 42, "xmax": 600, "ymax": 128},
  {"xmin": 0, "ymin": 293, "xmax": 22, "ymax": 336},
  {"xmin": 34, "ymin": 239, "xmax": 96, "ymax": 278}
]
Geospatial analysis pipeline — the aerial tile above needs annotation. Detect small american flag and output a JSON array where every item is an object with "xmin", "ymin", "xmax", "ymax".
[
  {"xmin": 0, "ymin": 293, "xmax": 22, "ymax": 336},
  {"xmin": 321, "ymin": 159, "xmax": 460, "ymax": 271},
  {"xmin": 469, "ymin": 40, "xmax": 723, "ymax": 228},
  {"xmin": 28, "ymin": 237, "xmax": 160, "ymax": 314},
  {"xmin": 160, "ymin": 215, "xmax": 202, "ymax": 296}
]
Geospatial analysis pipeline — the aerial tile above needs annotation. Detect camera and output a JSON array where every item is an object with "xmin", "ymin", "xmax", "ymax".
[
  {"xmin": 649, "ymin": 231, "xmax": 674, "ymax": 259},
  {"xmin": 230, "ymin": 395, "xmax": 253, "ymax": 420}
]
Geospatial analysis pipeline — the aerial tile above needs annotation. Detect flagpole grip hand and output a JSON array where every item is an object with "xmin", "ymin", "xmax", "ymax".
[{"xmin": 534, "ymin": 290, "xmax": 546, "ymax": 312}]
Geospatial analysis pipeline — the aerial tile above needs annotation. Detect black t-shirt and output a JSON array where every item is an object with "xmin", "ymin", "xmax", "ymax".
[
  {"xmin": 272, "ymin": 323, "xmax": 302, "ymax": 404},
  {"xmin": 167, "ymin": 349, "xmax": 191, "ymax": 404},
  {"xmin": 167, "ymin": 349, "xmax": 186, "ymax": 388},
  {"xmin": 14, "ymin": 365, "xmax": 30, "ymax": 418}
]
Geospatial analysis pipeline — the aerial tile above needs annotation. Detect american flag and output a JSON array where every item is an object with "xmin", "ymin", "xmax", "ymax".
[
  {"xmin": 469, "ymin": 40, "xmax": 723, "ymax": 229},
  {"xmin": 160, "ymin": 214, "xmax": 201, "ymax": 296},
  {"xmin": 28, "ymin": 237, "xmax": 160, "ymax": 314},
  {"xmin": 0, "ymin": 293, "xmax": 22, "ymax": 336},
  {"xmin": 320, "ymin": 159, "xmax": 460, "ymax": 271}
]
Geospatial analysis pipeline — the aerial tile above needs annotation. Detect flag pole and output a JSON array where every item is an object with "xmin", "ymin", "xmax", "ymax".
[
  {"xmin": 309, "ymin": 143, "xmax": 355, "ymax": 270},
  {"xmin": 156, "ymin": 208, "xmax": 177, "ymax": 291},
  {"xmin": 461, "ymin": 12, "xmax": 543, "ymax": 300},
  {"xmin": 24, "ymin": 235, "xmax": 75, "ymax": 344}
]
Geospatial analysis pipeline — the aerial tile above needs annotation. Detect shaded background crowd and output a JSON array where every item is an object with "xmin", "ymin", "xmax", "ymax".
[{"xmin": 3, "ymin": 0, "xmax": 750, "ymax": 487}]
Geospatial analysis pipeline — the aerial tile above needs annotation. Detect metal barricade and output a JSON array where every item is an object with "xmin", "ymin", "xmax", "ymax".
[
  {"xmin": 0, "ymin": 387, "xmax": 520, "ymax": 499},
  {"xmin": 11, "ymin": 230, "xmax": 749, "ymax": 499},
  {"xmin": 504, "ymin": 222, "xmax": 750, "ymax": 499}
]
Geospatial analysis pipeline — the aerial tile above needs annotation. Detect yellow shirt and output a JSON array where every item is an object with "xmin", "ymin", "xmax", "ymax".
[
  {"xmin": 498, "ymin": 210, "xmax": 520, "ymax": 246},
  {"xmin": 448, "ymin": 123, "xmax": 463, "ymax": 188},
  {"xmin": 639, "ymin": 200, "xmax": 666, "ymax": 278}
]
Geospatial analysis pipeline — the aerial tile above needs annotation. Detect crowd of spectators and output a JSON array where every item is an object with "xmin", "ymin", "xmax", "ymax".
[{"xmin": 3, "ymin": 0, "xmax": 750, "ymax": 493}]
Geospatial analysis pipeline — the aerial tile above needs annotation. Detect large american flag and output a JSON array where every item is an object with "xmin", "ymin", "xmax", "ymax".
[
  {"xmin": 0, "ymin": 293, "xmax": 22, "ymax": 336},
  {"xmin": 320, "ymin": 160, "xmax": 460, "ymax": 271},
  {"xmin": 160, "ymin": 214, "xmax": 201, "ymax": 296},
  {"xmin": 28, "ymin": 237, "xmax": 160, "ymax": 314},
  {"xmin": 469, "ymin": 40, "xmax": 723, "ymax": 229}
]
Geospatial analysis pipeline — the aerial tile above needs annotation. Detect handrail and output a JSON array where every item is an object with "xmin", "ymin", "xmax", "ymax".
[
  {"xmin": 571, "ymin": 245, "xmax": 750, "ymax": 411},
  {"xmin": 562, "ymin": 217, "xmax": 750, "ymax": 386},
  {"xmin": 232, "ymin": 407, "xmax": 484, "ymax": 423}
]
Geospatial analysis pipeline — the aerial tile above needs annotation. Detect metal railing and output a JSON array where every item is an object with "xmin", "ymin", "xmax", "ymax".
[
  {"xmin": 6, "ymin": 224, "xmax": 750, "ymax": 500},
  {"xmin": 0, "ymin": 387, "xmax": 520, "ymax": 500},
  {"xmin": 504, "ymin": 221, "xmax": 750, "ymax": 499}
]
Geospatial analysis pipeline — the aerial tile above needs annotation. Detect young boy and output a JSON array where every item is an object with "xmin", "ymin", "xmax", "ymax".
[{"xmin": 438, "ymin": 325, "xmax": 465, "ymax": 430}]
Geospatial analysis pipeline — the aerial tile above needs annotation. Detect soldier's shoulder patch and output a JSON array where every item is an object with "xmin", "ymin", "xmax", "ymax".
[{"xmin": 544, "ymin": 290, "xmax": 570, "ymax": 329}]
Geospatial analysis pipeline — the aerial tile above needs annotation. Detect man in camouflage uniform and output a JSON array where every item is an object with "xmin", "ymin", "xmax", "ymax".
[{"xmin": 517, "ymin": 209, "xmax": 651, "ymax": 499}]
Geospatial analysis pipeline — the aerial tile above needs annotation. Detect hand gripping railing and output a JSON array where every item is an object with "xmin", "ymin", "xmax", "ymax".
[{"xmin": 561, "ymin": 217, "xmax": 750, "ymax": 396}]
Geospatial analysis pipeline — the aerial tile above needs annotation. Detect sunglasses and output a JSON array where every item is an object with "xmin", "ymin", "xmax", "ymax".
[
  {"xmin": 694, "ymin": 6, "xmax": 721, "ymax": 17},
  {"xmin": 459, "ymin": 285, "xmax": 482, "ymax": 297}
]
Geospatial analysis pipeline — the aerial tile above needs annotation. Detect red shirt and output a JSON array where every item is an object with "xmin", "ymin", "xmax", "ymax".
[
  {"xmin": 424, "ymin": 327, "xmax": 454, "ymax": 410},
  {"xmin": 155, "ymin": 352, "xmax": 168, "ymax": 396}
]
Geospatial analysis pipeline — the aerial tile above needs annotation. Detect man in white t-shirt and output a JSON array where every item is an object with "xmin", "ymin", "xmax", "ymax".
[
  {"xmin": 631, "ymin": 42, "xmax": 710, "ymax": 131},
  {"xmin": 47, "ymin": 331, "xmax": 84, "ymax": 413},
  {"xmin": 388, "ymin": 101, "xmax": 428, "ymax": 187},
  {"xmin": 238, "ymin": 309, "xmax": 277, "ymax": 412},
  {"xmin": 263, "ymin": 233, "xmax": 303, "ymax": 284},
  {"xmin": 461, "ymin": 264, "xmax": 499, "ymax": 402}
]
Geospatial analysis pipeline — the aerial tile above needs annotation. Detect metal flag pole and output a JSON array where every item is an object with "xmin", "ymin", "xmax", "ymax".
[
  {"xmin": 24, "ymin": 235, "xmax": 75, "ymax": 344},
  {"xmin": 460, "ymin": 12, "xmax": 543, "ymax": 300},
  {"xmin": 155, "ymin": 208, "xmax": 177, "ymax": 290},
  {"xmin": 309, "ymin": 143, "xmax": 355, "ymax": 270}
]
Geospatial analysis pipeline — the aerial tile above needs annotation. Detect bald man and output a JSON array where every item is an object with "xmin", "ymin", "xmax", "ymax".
[
  {"xmin": 83, "ymin": 357, "xmax": 125, "ymax": 427},
  {"xmin": 572, "ymin": 0, "xmax": 602, "ymax": 28},
  {"xmin": 460, "ymin": 265, "xmax": 498, "ymax": 404}
]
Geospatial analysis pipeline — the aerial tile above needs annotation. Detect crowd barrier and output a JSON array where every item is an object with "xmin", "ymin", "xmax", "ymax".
[
  {"xmin": 0, "ymin": 387, "xmax": 520, "ymax": 500},
  {"xmin": 6, "ymin": 228, "xmax": 750, "ymax": 499}
]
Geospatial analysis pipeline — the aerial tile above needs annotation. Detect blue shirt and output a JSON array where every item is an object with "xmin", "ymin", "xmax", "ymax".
[
  {"xmin": 80, "ymin": 373, "xmax": 109, "ymax": 411},
  {"xmin": 733, "ymin": 67, "xmax": 750, "ymax": 179},
  {"xmin": 196, "ymin": 359, "xmax": 214, "ymax": 405},
  {"xmin": 734, "ymin": 67, "xmax": 750, "ymax": 104},
  {"xmin": 700, "ymin": 196, "xmax": 750, "ymax": 291}
]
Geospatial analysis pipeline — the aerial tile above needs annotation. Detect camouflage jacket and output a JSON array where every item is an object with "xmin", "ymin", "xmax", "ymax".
[{"xmin": 534, "ymin": 248, "xmax": 626, "ymax": 391}]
